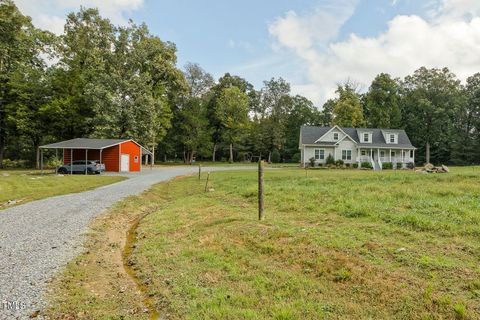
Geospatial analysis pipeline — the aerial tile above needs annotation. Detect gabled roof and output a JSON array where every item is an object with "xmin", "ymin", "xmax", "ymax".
[
  {"xmin": 300, "ymin": 126, "xmax": 415, "ymax": 148},
  {"xmin": 40, "ymin": 138, "xmax": 153, "ymax": 155}
]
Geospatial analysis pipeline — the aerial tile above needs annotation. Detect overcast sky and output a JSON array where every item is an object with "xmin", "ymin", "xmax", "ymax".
[{"xmin": 14, "ymin": 0, "xmax": 480, "ymax": 107}]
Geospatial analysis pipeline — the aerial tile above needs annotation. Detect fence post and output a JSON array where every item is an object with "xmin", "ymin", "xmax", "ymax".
[
  {"xmin": 204, "ymin": 172, "xmax": 210, "ymax": 192},
  {"xmin": 198, "ymin": 164, "xmax": 201, "ymax": 180},
  {"xmin": 258, "ymin": 160, "xmax": 264, "ymax": 221}
]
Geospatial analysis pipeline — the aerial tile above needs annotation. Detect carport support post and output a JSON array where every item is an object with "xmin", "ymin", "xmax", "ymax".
[
  {"xmin": 55, "ymin": 149, "xmax": 58, "ymax": 174},
  {"xmin": 85, "ymin": 149, "xmax": 88, "ymax": 175},
  {"xmin": 100, "ymin": 149, "xmax": 102, "ymax": 174}
]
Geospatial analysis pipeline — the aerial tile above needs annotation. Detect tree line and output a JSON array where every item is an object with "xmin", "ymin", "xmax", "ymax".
[{"xmin": 1, "ymin": 1, "xmax": 479, "ymax": 168}]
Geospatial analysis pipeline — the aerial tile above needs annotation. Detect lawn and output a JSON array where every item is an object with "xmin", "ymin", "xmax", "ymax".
[
  {"xmin": 0, "ymin": 170, "xmax": 125, "ymax": 208},
  {"xmin": 45, "ymin": 167, "xmax": 480, "ymax": 319}
]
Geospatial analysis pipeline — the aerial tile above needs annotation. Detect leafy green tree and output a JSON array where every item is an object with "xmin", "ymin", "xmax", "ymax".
[
  {"xmin": 174, "ymin": 63, "xmax": 214, "ymax": 163},
  {"xmin": 86, "ymin": 21, "xmax": 186, "ymax": 148},
  {"xmin": 320, "ymin": 99, "xmax": 334, "ymax": 126},
  {"xmin": 283, "ymin": 95, "xmax": 321, "ymax": 161},
  {"xmin": 55, "ymin": 7, "xmax": 115, "ymax": 139},
  {"xmin": 333, "ymin": 84, "xmax": 364, "ymax": 127},
  {"xmin": 0, "ymin": 0, "xmax": 54, "ymax": 168},
  {"xmin": 450, "ymin": 73, "xmax": 480, "ymax": 164},
  {"xmin": 216, "ymin": 86, "xmax": 249, "ymax": 162},
  {"xmin": 207, "ymin": 73, "xmax": 252, "ymax": 161},
  {"xmin": 401, "ymin": 67, "xmax": 462, "ymax": 164},
  {"xmin": 365, "ymin": 73, "xmax": 401, "ymax": 128}
]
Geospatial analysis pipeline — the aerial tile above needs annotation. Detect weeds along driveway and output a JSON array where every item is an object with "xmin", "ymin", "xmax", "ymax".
[{"xmin": 0, "ymin": 166, "xmax": 254, "ymax": 319}]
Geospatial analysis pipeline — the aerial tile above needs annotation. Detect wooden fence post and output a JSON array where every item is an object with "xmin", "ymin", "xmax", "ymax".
[
  {"xmin": 258, "ymin": 160, "xmax": 264, "ymax": 221},
  {"xmin": 204, "ymin": 172, "xmax": 210, "ymax": 192},
  {"xmin": 198, "ymin": 164, "xmax": 201, "ymax": 180}
]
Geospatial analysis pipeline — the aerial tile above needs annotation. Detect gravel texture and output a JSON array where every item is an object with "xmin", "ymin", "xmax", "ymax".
[{"xmin": 0, "ymin": 166, "xmax": 254, "ymax": 319}]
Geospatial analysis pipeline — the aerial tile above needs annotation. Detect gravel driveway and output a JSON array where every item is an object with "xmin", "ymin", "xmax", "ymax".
[{"xmin": 0, "ymin": 166, "xmax": 254, "ymax": 319}]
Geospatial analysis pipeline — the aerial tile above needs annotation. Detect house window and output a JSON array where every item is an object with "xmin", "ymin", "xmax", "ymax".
[
  {"xmin": 363, "ymin": 133, "xmax": 370, "ymax": 142},
  {"xmin": 380, "ymin": 151, "xmax": 385, "ymax": 157},
  {"xmin": 134, "ymin": 155, "xmax": 139, "ymax": 163},
  {"xmin": 410, "ymin": 150, "xmax": 414, "ymax": 158},
  {"xmin": 390, "ymin": 134, "xmax": 395, "ymax": 143},
  {"xmin": 361, "ymin": 150, "xmax": 366, "ymax": 156},
  {"xmin": 315, "ymin": 149, "xmax": 325, "ymax": 160},
  {"xmin": 391, "ymin": 151, "xmax": 396, "ymax": 157},
  {"xmin": 333, "ymin": 133, "xmax": 339, "ymax": 140},
  {"xmin": 342, "ymin": 150, "xmax": 352, "ymax": 161}
]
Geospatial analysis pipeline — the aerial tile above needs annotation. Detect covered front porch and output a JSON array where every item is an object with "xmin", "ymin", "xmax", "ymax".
[{"xmin": 357, "ymin": 148, "xmax": 415, "ymax": 169}]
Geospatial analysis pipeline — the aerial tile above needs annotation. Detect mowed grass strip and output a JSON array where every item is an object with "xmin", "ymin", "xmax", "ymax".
[
  {"xmin": 0, "ymin": 170, "xmax": 125, "ymax": 207},
  {"xmin": 131, "ymin": 168, "xmax": 480, "ymax": 319}
]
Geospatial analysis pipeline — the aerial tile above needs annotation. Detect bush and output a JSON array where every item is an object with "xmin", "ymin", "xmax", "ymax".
[
  {"xmin": 309, "ymin": 157, "xmax": 316, "ymax": 167},
  {"xmin": 47, "ymin": 158, "xmax": 63, "ymax": 169},
  {"xmin": 352, "ymin": 163, "xmax": 359, "ymax": 169},
  {"xmin": 335, "ymin": 159, "xmax": 344, "ymax": 167},
  {"xmin": 326, "ymin": 154, "xmax": 335, "ymax": 165},
  {"xmin": 1, "ymin": 159, "xmax": 30, "ymax": 168},
  {"xmin": 345, "ymin": 163, "xmax": 351, "ymax": 168},
  {"xmin": 361, "ymin": 161, "xmax": 373, "ymax": 169},
  {"xmin": 396, "ymin": 162, "xmax": 403, "ymax": 169},
  {"xmin": 292, "ymin": 153, "xmax": 301, "ymax": 163},
  {"xmin": 271, "ymin": 149, "xmax": 281, "ymax": 163},
  {"xmin": 382, "ymin": 162, "xmax": 393, "ymax": 170}
]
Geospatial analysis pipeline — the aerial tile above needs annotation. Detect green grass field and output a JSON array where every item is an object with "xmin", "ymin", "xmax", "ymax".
[
  {"xmin": 0, "ymin": 170, "xmax": 125, "ymax": 208},
  {"xmin": 45, "ymin": 167, "xmax": 480, "ymax": 319}
]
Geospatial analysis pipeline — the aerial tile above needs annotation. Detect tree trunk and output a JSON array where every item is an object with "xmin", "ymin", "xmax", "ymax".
[
  {"xmin": 164, "ymin": 154, "xmax": 167, "ymax": 162},
  {"xmin": 229, "ymin": 143, "xmax": 233, "ymax": 163},
  {"xmin": 426, "ymin": 141, "xmax": 430, "ymax": 164},
  {"xmin": 268, "ymin": 151, "xmax": 271, "ymax": 164},
  {"xmin": 212, "ymin": 143, "xmax": 217, "ymax": 162},
  {"xmin": 0, "ymin": 139, "xmax": 5, "ymax": 169},
  {"xmin": 34, "ymin": 141, "xmax": 40, "ymax": 170}
]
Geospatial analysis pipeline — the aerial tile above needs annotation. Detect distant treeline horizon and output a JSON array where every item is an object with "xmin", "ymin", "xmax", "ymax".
[{"xmin": 1, "ymin": 0, "xmax": 479, "ymax": 168}]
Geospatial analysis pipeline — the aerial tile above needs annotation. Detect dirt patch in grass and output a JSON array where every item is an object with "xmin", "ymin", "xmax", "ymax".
[{"xmin": 42, "ymin": 191, "xmax": 162, "ymax": 319}]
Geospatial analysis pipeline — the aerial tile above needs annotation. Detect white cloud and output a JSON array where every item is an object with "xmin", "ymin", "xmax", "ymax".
[
  {"xmin": 14, "ymin": 0, "xmax": 144, "ymax": 34},
  {"xmin": 269, "ymin": 0, "xmax": 480, "ymax": 106}
]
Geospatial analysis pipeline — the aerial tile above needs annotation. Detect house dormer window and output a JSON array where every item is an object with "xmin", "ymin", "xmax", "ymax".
[
  {"xmin": 333, "ymin": 133, "xmax": 339, "ymax": 140},
  {"xmin": 387, "ymin": 133, "xmax": 397, "ymax": 144},
  {"xmin": 364, "ymin": 133, "xmax": 369, "ymax": 142}
]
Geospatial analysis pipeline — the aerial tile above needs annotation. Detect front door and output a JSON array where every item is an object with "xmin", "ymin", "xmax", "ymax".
[
  {"xmin": 120, "ymin": 154, "xmax": 130, "ymax": 172},
  {"xmin": 371, "ymin": 150, "xmax": 375, "ymax": 161}
]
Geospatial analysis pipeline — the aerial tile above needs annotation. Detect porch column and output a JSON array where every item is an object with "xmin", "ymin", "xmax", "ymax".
[
  {"xmin": 389, "ymin": 149, "xmax": 392, "ymax": 162},
  {"xmin": 413, "ymin": 149, "xmax": 415, "ymax": 164},
  {"xmin": 401, "ymin": 149, "xmax": 404, "ymax": 163}
]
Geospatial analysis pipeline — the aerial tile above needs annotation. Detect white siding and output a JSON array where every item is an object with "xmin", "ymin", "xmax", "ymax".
[
  {"xmin": 303, "ymin": 146, "xmax": 335, "ymax": 165},
  {"xmin": 317, "ymin": 128, "xmax": 345, "ymax": 143},
  {"xmin": 334, "ymin": 139, "xmax": 357, "ymax": 163}
]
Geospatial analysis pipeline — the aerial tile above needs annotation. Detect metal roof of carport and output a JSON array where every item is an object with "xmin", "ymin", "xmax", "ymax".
[{"xmin": 40, "ymin": 138, "xmax": 153, "ymax": 155}]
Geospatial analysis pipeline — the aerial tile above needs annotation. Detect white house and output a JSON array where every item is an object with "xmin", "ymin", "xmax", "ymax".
[{"xmin": 299, "ymin": 125, "xmax": 416, "ymax": 170}]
